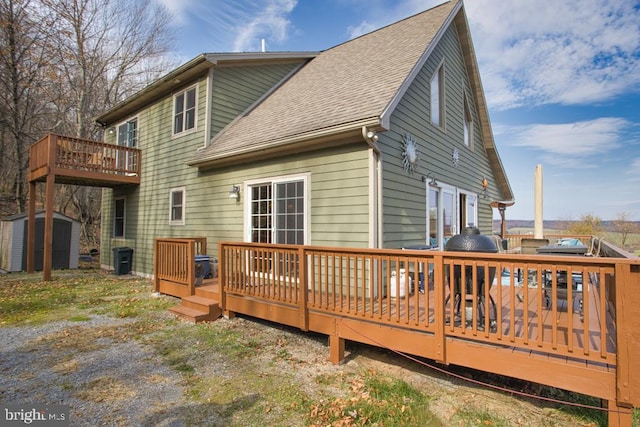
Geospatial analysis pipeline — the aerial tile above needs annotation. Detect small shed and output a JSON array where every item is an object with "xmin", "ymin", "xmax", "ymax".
[{"xmin": 0, "ymin": 211, "xmax": 80, "ymax": 272}]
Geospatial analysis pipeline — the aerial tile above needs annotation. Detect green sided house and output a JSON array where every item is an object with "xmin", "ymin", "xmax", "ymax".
[{"xmin": 95, "ymin": 0, "xmax": 513, "ymax": 278}]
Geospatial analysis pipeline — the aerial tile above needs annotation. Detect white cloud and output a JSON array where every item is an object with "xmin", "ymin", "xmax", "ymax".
[
  {"xmin": 153, "ymin": 0, "xmax": 196, "ymax": 24},
  {"xmin": 347, "ymin": 21, "xmax": 377, "ymax": 39},
  {"xmin": 232, "ymin": 0, "xmax": 297, "ymax": 52},
  {"xmin": 629, "ymin": 158, "xmax": 640, "ymax": 180},
  {"xmin": 506, "ymin": 117, "xmax": 626, "ymax": 159},
  {"xmin": 465, "ymin": 0, "xmax": 640, "ymax": 110},
  {"xmin": 346, "ymin": 0, "xmax": 445, "ymax": 41}
]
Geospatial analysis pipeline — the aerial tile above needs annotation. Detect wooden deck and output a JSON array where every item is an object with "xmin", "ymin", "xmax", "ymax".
[
  {"xmin": 28, "ymin": 133, "xmax": 141, "ymax": 186},
  {"xmin": 26, "ymin": 133, "xmax": 142, "ymax": 281},
  {"xmin": 155, "ymin": 238, "xmax": 640, "ymax": 426}
]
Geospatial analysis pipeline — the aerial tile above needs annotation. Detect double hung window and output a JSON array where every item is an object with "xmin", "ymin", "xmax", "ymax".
[
  {"xmin": 169, "ymin": 187, "xmax": 185, "ymax": 225},
  {"xmin": 173, "ymin": 86, "xmax": 197, "ymax": 135}
]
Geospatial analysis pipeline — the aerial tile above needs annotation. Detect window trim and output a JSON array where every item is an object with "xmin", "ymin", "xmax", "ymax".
[
  {"xmin": 169, "ymin": 186, "xmax": 186, "ymax": 226},
  {"xmin": 172, "ymin": 85, "xmax": 198, "ymax": 137},
  {"xmin": 430, "ymin": 61, "xmax": 445, "ymax": 129},
  {"xmin": 243, "ymin": 173, "xmax": 310, "ymax": 245},
  {"xmin": 114, "ymin": 197, "xmax": 126, "ymax": 238}
]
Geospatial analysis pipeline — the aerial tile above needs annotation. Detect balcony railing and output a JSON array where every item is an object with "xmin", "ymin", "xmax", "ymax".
[{"xmin": 28, "ymin": 133, "xmax": 141, "ymax": 185}]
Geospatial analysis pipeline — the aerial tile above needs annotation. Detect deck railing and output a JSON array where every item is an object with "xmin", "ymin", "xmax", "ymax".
[
  {"xmin": 154, "ymin": 237, "xmax": 207, "ymax": 297},
  {"xmin": 220, "ymin": 243, "xmax": 621, "ymax": 362},
  {"xmin": 29, "ymin": 133, "xmax": 141, "ymax": 179},
  {"xmin": 504, "ymin": 233, "xmax": 593, "ymax": 252},
  {"xmin": 219, "ymin": 241, "xmax": 640, "ymax": 415}
]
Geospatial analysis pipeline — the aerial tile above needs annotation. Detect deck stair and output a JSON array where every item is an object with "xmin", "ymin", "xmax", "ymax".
[{"xmin": 169, "ymin": 286, "xmax": 221, "ymax": 323}]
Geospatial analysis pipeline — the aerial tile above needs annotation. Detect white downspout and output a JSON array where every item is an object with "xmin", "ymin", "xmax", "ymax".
[{"xmin": 363, "ymin": 127, "xmax": 382, "ymax": 248}]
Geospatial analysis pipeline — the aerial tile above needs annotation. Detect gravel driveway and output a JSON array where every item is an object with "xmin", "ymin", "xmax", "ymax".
[
  {"xmin": 0, "ymin": 315, "xmax": 191, "ymax": 426},
  {"xmin": 0, "ymin": 270, "xmax": 605, "ymax": 426}
]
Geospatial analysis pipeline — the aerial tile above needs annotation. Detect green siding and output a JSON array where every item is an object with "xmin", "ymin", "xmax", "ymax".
[
  {"xmin": 382, "ymin": 25, "xmax": 497, "ymax": 248},
  {"xmin": 210, "ymin": 63, "xmax": 302, "ymax": 138},
  {"xmin": 102, "ymin": 143, "xmax": 370, "ymax": 276}
]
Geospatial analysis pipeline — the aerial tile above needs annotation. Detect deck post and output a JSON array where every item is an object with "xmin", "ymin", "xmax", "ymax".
[
  {"xmin": 329, "ymin": 333, "xmax": 345, "ymax": 365},
  {"xmin": 433, "ymin": 253, "xmax": 446, "ymax": 363},
  {"xmin": 298, "ymin": 246, "xmax": 309, "ymax": 331},
  {"xmin": 218, "ymin": 242, "xmax": 234, "ymax": 319},
  {"xmin": 42, "ymin": 171, "xmax": 55, "ymax": 281},
  {"xmin": 153, "ymin": 239, "xmax": 159, "ymax": 292},
  {"xmin": 187, "ymin": 239, "xmax": 196, "ymax": 296},
  {"xmin": 606, "ymin": 399, "xmax": 633, "ymax": 427},
  {"xmin": 614, "ymin": 263, "xmax": 640, "ymax": 408}
]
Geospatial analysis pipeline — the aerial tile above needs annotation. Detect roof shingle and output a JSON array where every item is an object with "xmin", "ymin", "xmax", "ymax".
[{"xmin": 194, "ymin": 1, "xmax": 457, "ymax": 164}]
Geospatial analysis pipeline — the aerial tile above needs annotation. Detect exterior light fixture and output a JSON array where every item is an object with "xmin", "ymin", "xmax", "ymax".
[
  {"xmin": 108, "ymin": 127, "xmax": 115, "ymax": 135},
  {"xmin": 482, "ymin": 176, "xmax": 489, "ymax": 198},
  {"xmin": 422, "ymin": 173, "xmax": 438, "ymax": 186},
  {"xmin": 228, "ymin": 185, "xmax": 240, "ymax": 199}
]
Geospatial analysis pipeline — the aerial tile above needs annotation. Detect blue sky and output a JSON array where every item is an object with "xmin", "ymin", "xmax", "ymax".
[{"xmin": 153, "ymin": 0, "xmax": 640, "ymax": 221}]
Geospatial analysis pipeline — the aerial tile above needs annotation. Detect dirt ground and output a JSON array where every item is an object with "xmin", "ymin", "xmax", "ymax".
[{"xmin": 0, "ymin": 268, "xmax": 611, "ymax": 426}]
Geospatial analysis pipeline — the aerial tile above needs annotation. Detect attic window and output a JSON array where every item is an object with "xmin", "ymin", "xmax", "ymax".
[
  {"xmin": 430, "ymin": 63, "xmax": 444, "ymax": 128},
  {"xmin": 173, "ymin": 86, "xmax": 197, "ymax": 135},
  {"xmin": 463, "ymin": 93, "xmax": 473, "ymax": 147}
]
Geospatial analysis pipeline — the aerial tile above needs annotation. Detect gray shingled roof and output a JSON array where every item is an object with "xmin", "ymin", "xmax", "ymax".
[{"xmin": 191, "ymin": 1, "xmax": 458, "ymax": 165}]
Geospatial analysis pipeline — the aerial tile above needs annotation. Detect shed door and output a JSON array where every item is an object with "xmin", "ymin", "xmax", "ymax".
[{"xmin": 22, "ymin": 218, "xmax": 71, "ymax": 271}]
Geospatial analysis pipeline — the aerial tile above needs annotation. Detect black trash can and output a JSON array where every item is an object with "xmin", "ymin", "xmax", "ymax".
[{"xmin": 112, "ymin": 247, "xmax": 133, "ymax": 275}]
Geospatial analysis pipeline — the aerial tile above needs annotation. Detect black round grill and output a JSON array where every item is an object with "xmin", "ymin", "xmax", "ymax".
[{"xmin": 445, "ymin": 227, "xmax": 498, "ymax": 253}]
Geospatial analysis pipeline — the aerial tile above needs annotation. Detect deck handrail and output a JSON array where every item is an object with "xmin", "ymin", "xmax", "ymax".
[
  {"xmin": 218, "ymin": 241, "xmax": 640, "ymax": 412},
  {"xmin": 29, "ymin": 133, "xmax": 142, "ymax": 178},
  {"xmin": 503, "ymin": 233, "xmax": 593, "ymax": 252},
  {"xmin": 154, "ymin": 237, "xmax": 207, "ymax": 297}
]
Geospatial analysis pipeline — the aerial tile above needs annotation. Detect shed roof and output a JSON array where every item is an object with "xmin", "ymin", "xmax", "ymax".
[{"xmin": 1, "ymin": 210, "xmax": 79, "ymax": 223}]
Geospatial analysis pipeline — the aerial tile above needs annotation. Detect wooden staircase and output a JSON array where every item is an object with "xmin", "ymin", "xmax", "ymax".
[{"xmin": 168, "ymin": 283, "xmax": 222, "ymax": 323}]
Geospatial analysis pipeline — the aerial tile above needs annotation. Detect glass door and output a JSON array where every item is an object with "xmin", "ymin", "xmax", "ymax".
[
  {"xmin": 427, "ymin": 184, "xmax": 457, "ymax": 249},
  {"xmin": 442, "ymin": 186, "xmax": 456, "ymax": 247}
]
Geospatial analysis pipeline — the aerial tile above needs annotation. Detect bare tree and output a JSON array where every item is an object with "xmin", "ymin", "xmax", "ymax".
[
  {"xmin": 0, "ymin": 0, "xmax": 58, "ymax": 212},
  {"xmin": 38, "ymin": 0, "xmax": 176, "ymax": 247},
  {"xmin": 43, "ymin": 0, "xmax": 176, "ymax": 139},
  {"xmin": 568, "ymin": 214, "xmax": 603, "ymax": 237},
  {"xmin": 612, "ymin": 212, "xmax": 640, "ymax": 247}
]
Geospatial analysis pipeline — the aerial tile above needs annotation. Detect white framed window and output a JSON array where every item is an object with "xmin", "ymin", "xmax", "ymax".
[
  {"xmin": 117, "ymin": 118, "xmax": 137, "ymax": 147},
  {"xmin": 173, "ymin": 86, "xmax": 197, "ymax": 135},
  {"xmin": 116, "ymin": 118, "xmax": 138, "ymax": 171},
  {"xmin": 463, "ymin": 93, "xmax": 473, "ymax": 147},
  {"xmin": 430, "ymin": 62, "xmax": 445, "ymax": 128},
  {"xmin": 114, "ymin": 197, "xmax": 125, "ymax": 237},
  {"xmin": 169, "ymin": 187, "xmax": 186, "ymax": 225},
  {"xmin": 245, "ymin": 174, "xmax": 309, "ymax": 245}
]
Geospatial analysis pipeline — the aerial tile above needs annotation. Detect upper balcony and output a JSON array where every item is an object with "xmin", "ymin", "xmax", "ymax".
[{"xmin": 28, "ymin": 133, "xmax": 141, "ymax": 187}]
